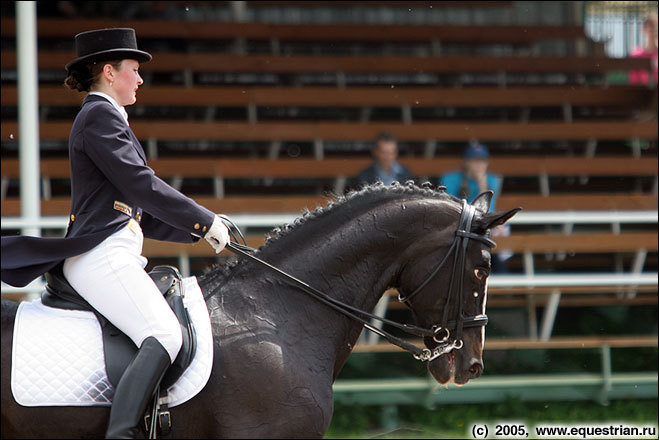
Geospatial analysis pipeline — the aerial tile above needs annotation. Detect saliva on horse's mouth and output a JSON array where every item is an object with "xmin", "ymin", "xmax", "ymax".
[
  {"xmin": 448, "ymin": 351, "xmax": 455, "ymax": 376},
  {"xmin": 428, "ymin": 351, "xmax": 457, "ymax": 387}
]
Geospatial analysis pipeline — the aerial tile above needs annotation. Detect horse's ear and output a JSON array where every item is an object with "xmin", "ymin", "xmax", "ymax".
[
  {"xmin": 475, "ymin": 207, "xmax": 522, "ymax": 231},
  {"xmin": 471, "ymin": 191, "xmax": 494, "ymax": 213}
]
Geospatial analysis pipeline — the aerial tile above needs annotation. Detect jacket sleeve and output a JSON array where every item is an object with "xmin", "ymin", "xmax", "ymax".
[
  {"xmin": 81, "ymin": 103, "xmax": 216, "ymax": 240},
  {"xmin": 140, "ymin": 212, "xmax": 202, "ymax": 243}
]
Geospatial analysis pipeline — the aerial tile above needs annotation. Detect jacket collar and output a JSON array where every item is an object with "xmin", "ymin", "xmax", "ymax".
[
  {"xmin": 84, "ymin": 92, "xmax": 129, "ymax": 123},
  {"xmin": 81, "ymin": 94, "xmax": 147, "ymax": 165}
]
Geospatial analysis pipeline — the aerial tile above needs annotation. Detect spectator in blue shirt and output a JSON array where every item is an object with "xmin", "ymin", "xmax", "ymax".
[
  {"xmin": 440, "ymin": 142, "xmax": 511, "ymax": 273},
  {"xmin": 440, "ymin": 142, "xmax": 501, "ymax": 208},
  {"xmin": 356, "ymin": 132, "xmax": 412, "ymax": 187}
]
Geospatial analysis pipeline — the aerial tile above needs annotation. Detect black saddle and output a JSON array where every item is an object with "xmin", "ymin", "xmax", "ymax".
[{"xmin": 42, "ymin": 263, "xmax": 196, "ymax": 390}]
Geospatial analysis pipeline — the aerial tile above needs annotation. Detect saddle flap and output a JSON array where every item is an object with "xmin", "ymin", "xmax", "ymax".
[
  {"xmin": 151, "ymin": 266, "xmax": 197, "ymax": 390},
  {"xmin": 11, "ymin": 276, "xmax": 213, "ymax": 409},
  {"xmin": 41, "ymin": 264, "xmax": 196, "ymax": 390},
  {"xmin": 42, "ymin": 263, "xmax": 93, "ymax": 311},
  {"xmin": 149, "ymin": 265, "xmax": 183, "ymax": 300},
  {"xmin": 161, "ymin": 296, "xmax": 197, "ymax": 390}
]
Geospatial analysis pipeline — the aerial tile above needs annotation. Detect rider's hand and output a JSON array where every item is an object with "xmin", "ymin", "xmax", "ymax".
[{"xmin": 204, "ymin": 215, "xmax": 230, "ymax": 253}]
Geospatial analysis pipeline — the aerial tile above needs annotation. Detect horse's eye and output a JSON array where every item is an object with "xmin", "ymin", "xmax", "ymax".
[{"xmin": 474, "ymin": 269, "xmax": 486, "ymax": 280}]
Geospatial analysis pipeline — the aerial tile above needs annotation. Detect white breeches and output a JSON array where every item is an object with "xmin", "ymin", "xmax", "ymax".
[{"xmin": 63, "ymin": 223, "xmax": 182, "ymax": 363}]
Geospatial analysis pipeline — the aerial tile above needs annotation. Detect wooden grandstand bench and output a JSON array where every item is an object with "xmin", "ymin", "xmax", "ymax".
[
  {"xmin": 0, "ymin": 18, "xmax": 589, "ymax": 46},
  {"xmin": 79, "ymin": 229, "xmax": 653, "ymax": 261},
  {"xmin": 495, "ymin": 194, "xmax": 657, "ymax": 211},
  {"xmin": 1, "ymin": 194, "xmax": 657, "ymax": 217},
  {"xmin": 2, "ymin": 157, "xmax": 657, "ymax": 204},
  {"xmin": 243, "ymin": 1, "xmax": 515, "ymax": 6},
  {"xmin": 386, "ymin": 281, "xmax": 658, "ymax": 308},
  {"xmin": 2, "ymin": 156, "xmax": 656, "ymax": 182},
  {"xmin": 1, "ymin": 85, "xmax": 653, "ymax": 110},
  {"xmin": 480, "ymin": 287, "xmax": 657, "ymax": 308},
  {"xmin": 140, "ymin": 230, "xmax": 657, "ymax": 257},
  {"xmin": 1, "ymin": 121, "xmax": 656, "ymax": 142},
  {"xmin": 1, "ymin": 51, "xmax": 652, "ymax": 75},
  {"xmin": 243, "ymin": 1, "xmax": 513, "ymax": 5},
  {"xmin": 492, "ymin": 231, "xmax": 658, "ymax": 253}
]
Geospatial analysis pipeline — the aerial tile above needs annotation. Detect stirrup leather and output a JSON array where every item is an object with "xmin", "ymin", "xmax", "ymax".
[{"xmin": 144, "ymin": 388, "xmax": 171, "ymax": 439}]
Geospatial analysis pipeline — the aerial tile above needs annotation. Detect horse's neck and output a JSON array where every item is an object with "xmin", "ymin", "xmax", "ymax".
[
  {"xmin": 261, "ymin": 198, "xmax": 444, "ymax": 372},
  {"xmin": 263, "ymin": 198, "xmax": 428, "ymax": 309},
  {"xmin": 203, "ymin": 195, "xmax": 452, "ymax": 378}
]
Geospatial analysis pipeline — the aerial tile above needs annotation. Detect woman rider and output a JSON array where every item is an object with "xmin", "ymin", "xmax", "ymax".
[{"xmin": 1, "ymin": 28, "xmax": 230, "ymax": 438}]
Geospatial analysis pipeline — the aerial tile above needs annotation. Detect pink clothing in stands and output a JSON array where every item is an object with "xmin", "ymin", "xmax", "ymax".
[{"xmin": 628, "ymin": 46, "xmax": 658, "ymax": 84}]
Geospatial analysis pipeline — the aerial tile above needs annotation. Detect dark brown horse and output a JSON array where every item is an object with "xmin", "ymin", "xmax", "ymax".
[{"xmin": 1, "ymin": 183, "xmax": 519, "ymax": 438}]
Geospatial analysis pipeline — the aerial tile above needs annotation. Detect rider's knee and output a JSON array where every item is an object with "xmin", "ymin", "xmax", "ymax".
[{"xmin": 152, "ymin": 313, "xmax": 183, "ymax": 363}]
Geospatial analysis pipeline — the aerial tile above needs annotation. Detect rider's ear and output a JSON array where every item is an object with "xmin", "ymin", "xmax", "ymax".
[
  {"xmin": 474, "ymin": 207, "xmax": 522, "ymax": 231},
  {"xmin": 471, "ymin": 191, "xmax": 494, "ymax": 213}
]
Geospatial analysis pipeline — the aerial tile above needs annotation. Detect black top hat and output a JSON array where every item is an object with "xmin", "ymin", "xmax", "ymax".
[{"xmin": 65, "ymin": 28, "xmax": 152, "ymax": 72}]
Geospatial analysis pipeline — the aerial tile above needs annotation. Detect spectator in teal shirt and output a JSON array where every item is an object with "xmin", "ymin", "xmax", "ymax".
[
  {"xmin": 440, "ymin": 142, "xmax": 511, "ymax": 273},
  {"xmin": 440, "ymin": 142, "xmax": 501, "ymax": 209}
]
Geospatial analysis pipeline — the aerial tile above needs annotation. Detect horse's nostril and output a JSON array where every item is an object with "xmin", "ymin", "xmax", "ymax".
[{"xmin": 469, "ymin": 362, "xmax": 483, "ymax": 377}]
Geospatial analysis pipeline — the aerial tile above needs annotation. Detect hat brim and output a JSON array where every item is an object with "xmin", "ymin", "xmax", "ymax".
[{"xmin": 65, "ymin": 48, "xmax": 152, "ymax": 71}]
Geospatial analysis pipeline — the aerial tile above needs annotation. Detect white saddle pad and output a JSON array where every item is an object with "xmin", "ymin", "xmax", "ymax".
[{"xmin": 11, "ymin": 276, "xmax": 213, "ymax": 408}]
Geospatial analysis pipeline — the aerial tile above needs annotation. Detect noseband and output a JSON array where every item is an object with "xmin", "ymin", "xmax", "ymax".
[
  {"xmin": 397, "ymin": 199, "xmax": 495, "ymax": 361},
  {"xmin": 220, "ymin": 200, "xmax": 495, "ymax": 363}
]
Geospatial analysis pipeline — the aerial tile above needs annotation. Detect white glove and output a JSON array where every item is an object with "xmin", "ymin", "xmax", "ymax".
[{"xmin": 204, "ymin": 215, "xmax": 230, "ymax": 254}]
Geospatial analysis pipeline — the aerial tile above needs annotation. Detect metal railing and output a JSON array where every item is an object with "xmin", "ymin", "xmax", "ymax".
[{"xmin": 2, "ymin": 210, "xmax": 657, "ymax": 297}]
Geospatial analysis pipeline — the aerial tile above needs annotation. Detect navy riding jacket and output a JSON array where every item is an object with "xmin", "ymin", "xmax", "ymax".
[{"xmin": 1, "ymin": 94, "xmax": 215, "ymax": 287}]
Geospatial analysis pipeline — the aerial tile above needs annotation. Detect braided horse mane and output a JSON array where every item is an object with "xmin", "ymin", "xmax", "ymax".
[
  {"xmin": 263, "ymin": 180, "xmax": 452, "ymax": 248},
  {"xmin": 201, "ymin": 181, "xmax": 454, "ymax": 287}
]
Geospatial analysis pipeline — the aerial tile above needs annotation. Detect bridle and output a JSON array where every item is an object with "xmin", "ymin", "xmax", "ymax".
[
  {"xmin": 217, "ymin": 199, "xmax": 496, "ymax": 363},
  {"xmin": 397, "ymin": 199, "xmax": 495, "ymax": 360}
]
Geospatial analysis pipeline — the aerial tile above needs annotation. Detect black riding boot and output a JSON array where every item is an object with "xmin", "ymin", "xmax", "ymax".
[{"xmin": 105, "ymin": 337, "xmax": 171, "ymax": 439}]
